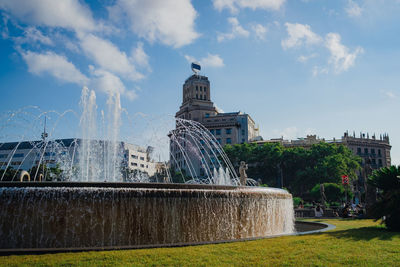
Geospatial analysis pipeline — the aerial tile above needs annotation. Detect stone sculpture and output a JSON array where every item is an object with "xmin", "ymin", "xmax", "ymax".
[{"xmin": 239, "ymin": 161, "xmax": 248, "ymax": 186}]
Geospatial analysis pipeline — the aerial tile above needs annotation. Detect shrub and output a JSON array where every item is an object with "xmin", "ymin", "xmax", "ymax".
[
  {"xmin": 293, "ymin": 197, "xmax": 303, "ymax": 207},
  {"xmin": 310, "ymin": 183, "xmax": 350, "ymax": 203}
]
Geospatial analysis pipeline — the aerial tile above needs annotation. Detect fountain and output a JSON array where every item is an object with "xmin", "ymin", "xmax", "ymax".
[{"xmin": 0, "ymin": 87, "xmax": 295, "ymax": 251}]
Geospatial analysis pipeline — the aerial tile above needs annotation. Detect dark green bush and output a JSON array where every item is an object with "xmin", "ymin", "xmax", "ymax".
[
  {"xmin": 293, "ymin": 197, "xmax": 303, "ymax": 207},
  {"xmin": 310, "ymin": 183, "xmax": 351, "ymax": 203},
  {"xmin": 368, "ymin": 166, "xmax": 400, "ymax": 231}
]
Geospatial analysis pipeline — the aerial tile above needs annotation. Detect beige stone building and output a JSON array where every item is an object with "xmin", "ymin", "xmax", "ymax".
[
  {"xmin": 170, "ymin": 73, "xmax": 260, "ymax": 178},
  {"xmin": 253, "ymin": 132, "xmax": 391, "ymax": 169}
]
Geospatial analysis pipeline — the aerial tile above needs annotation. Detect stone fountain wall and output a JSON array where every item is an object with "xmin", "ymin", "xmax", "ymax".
[{"xmin": 0, "ymin": 184, "xmax": 294, "ymax": 249}]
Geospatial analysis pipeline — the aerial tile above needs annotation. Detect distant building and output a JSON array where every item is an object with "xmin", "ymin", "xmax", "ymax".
[
  {"xmin": 170, "ymin": 71, "xmax": 260, "ymax": 178},
  {"xmin": 253, "ymin": 131, "xmax": 391, "ymax": 202},
  {"xmin": 0, "ymin": 138, "xmax": 158, "ymax": 179},
  {"xmin": 175, "ymin": 74, "xmax": 260, "ymax": 146},
  {"xmin": 253, "ymin": 132, "xmax": 391, "ymax": 169}
]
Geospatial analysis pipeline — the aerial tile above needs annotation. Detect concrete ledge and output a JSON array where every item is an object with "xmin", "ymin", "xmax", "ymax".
[{"xmin": 0, "ymin": 221, "xmax": 335, "ymax": 256}]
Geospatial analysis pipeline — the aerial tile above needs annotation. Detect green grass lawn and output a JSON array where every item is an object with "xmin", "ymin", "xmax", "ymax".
[{"xmin": 1, "ymin": 219, "xmax": 399, "ymax": 267}]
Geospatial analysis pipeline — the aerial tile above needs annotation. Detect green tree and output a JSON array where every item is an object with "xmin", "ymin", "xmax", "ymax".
[
  {"xmin": 310, "ymin": 183, "xmax": 352, "ymax": 204},
  {"xmin": 367, "ymin": 166, "xmax": 400, "ymax": 231},
  {"xmin": 224, "ymin": 142, "xmax": 361, "ymax": 198}
]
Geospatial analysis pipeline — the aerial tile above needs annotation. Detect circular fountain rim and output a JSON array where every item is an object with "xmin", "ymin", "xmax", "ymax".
[
  {"xmin": 0, "ymin": 181, "xmax": 289, "ymax": 193},
  {"xmin": 0, "ymin": 221, "xmax": 334, "ymax": 255}
]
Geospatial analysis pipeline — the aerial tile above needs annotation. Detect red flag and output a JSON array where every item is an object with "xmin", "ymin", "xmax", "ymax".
[{"xmin": 341, "ymin": 175, "xmax": 349, "ymax": 185}]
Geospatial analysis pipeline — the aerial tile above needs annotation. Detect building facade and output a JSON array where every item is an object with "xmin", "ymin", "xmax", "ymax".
[
  {"xmin": 253, "ymin": 132, "xmax": 391, "ymax": 169},
  {"xmin": 170, "ymin": 72, "xmax": 260, "ymax": 178},
  {"xmin": 253, "ymin": 131, "xmax": 391, "ymax": 203},
  {"xmin": 0, "ymin": 138, "xmax": 158, "ymax": 180}
]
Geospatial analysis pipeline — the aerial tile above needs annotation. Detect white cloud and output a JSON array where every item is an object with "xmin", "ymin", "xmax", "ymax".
[
  {"xmin": 281, "ymin": 23, "xmax": 322, "ymax": 49},
  {"xmin": 252, "ymin": 24, "xmax": 267, "ymax": 40},
  {"xmin": 90, "ymin": 67, "xmax": 125, "ymax": 94},
  {"xmin": 131, "ymin": 42, "xmax": 150, "ymax": 71},
  {"xmin": 89, "ymin": 66, "xmax": 137, "ymax": 101},
  {"xmin": 0, "ymin": 0, "xmax": 96, "ymax": 33},
  {"xmin": 297, "ymin": 53, "xmax": 317, "ymax": 63},
  {"xmin": 64, "ymin": 40, "xmax": 80, "ymax": 53},
  {"xmin": 184, "ymin": 53, "xmax": 224, "ymax": 68},
  {"xmin": 217, "ymin": 17, "xmax": 249, "ymax": 42},
  {"xmin": 312, "ymin": 66, "xmax": 329, "ymax": 76},
  {"xmin": 345, "ymin": 0, "xmax": 362, "ymax": 17},
  {"xmin": 200, "ymin": 54, "xmax": 225, "ymax": 68},
  {"xmin": 325, "ymin": 32, "xmax": 363, "ymax": 73},
  {"xmin": 184, "ymin": 54, "xmax": 196, "ymax": 64},
  {"xmin": 109, "ymin": 0, "xmax": 199, "ymax": 48},
  {"xmin": 79, "ymin": 34, "xmax": 144, "ymax": 81},
  {"xmin": 282, "ymin": 22, "xmax": 363, "ymax": 74},
  {"xmin": 20, "ymin": 50, "xmax": 88, "ymax": 85},
  {"xmin": 381, "ymin": 89, "xmax": 396, "ymax": 99},
  {"xmin": 213, "ymin": 0, "xmax": 285, "ymax": 13},
  {"xmin": 125, "ymin": 90, "xmax": 138, "ymax": 101},
  {"xmin": 14, "ymin": 27, "xmax": 53, "ymax": 46}
]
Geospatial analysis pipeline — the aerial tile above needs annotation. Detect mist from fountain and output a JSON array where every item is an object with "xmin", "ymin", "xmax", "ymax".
[
  {"xmin": 77, "ymin": 87, "xmax": 123, "ymax": 182},
  {"xmin": 1, "ymin": 87, "xmax": 255, "ymax": 185}
]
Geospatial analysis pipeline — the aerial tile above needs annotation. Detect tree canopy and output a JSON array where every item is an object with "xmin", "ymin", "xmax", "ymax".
[{"xmin": 224, "ymin": 142, "xmax": 361, "ymax": 197}]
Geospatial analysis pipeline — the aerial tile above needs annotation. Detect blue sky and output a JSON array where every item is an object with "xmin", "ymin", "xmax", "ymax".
[{"xmin": 0, "ymin": 0, "xmax": 399, "ymax": 164}]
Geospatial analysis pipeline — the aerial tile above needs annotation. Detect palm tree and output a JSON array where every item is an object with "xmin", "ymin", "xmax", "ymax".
[{"xmin": 367, "ymin": 166, "xmax": 400, "ymax": 231}]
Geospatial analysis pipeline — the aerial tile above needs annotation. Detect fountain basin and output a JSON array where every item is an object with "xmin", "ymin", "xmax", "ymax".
[{"xmin": 0, "ymin": 182, "xmax": 294, "ymax": 250}]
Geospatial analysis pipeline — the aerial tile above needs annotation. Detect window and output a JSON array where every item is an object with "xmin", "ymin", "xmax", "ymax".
[
  {"xmin": 205, "ymin": 113, "xmax": 210, "ymax": 118},
  {"xmin": 226, "ymin": 138, "xmax": 232, "ymax": 144},
  {"xmin": 378, "ymin": 149, "xmax": 381, "ymax": 156},
  {"xmin": 226, "ymin": 128, "xmax": 232, "ymax": 134},
  {"xmin": 371, "ymin": 149, "xmax": 375, "ymax": 154},
  {"xmin": 241, "ymin": 129, "xmax": 245, "ymax": 135},
  {"xmin": 357, "ymin": 148, "xmax": 361, "ymax": 154},
  {"xmin": 132, "ymin": 162, "xmax": 138, "ymax": 166},
  {"xmin": 364, "ymin": 148, "xmax": 368, "ymax": 154},
  {"xmin": 0, "ymin": 154, "xmax": 7, "ymax": 158},
  {"xmin": 372, "ymin": 159, "xmax": 376, "ymax": 165},
  {"xmin": 241, "ymin": 138, "xmax": 245, "ymax": 143},
  {"xmin": 13, "ymin": 153, "xmax": 24, "ymax": 158},
  {"xmin": 204, "ymin": 87, "xmax": 207, "ymax": 92},
  {"xmin": 216, "ymin": 129, "xmax": 221, "ymax": 135},
  {"xmin": 146, "ymin": 165, "xmax": 148, "ymax": 168},
  {"xmin": 140, "ymin": 157, "xmax": 145, "ymax": 161},
  {"xmin": 196, "ymin": 85, "xmax": 198, "ymax": 91},
  {"xmin": 217, "ymin": 138, "xmax": 221, "ymax": 144},
  {"xmin": 140, "ymin": 164, "xmax": 145, "ymax": 168},
  {"xmin": 196, "ymin": 94, "xmax": 198, "ymax": 99},
  {"xmin": 210, "ymin": 129, "xmax": 214, "ymax": 134},
  {"xmin": 200, "ymin": 86, "xmax": 202, "ymax": 91},
  {"xmin": 378, "ymin": 159, "xmax": 382, "ymax": 165}
]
